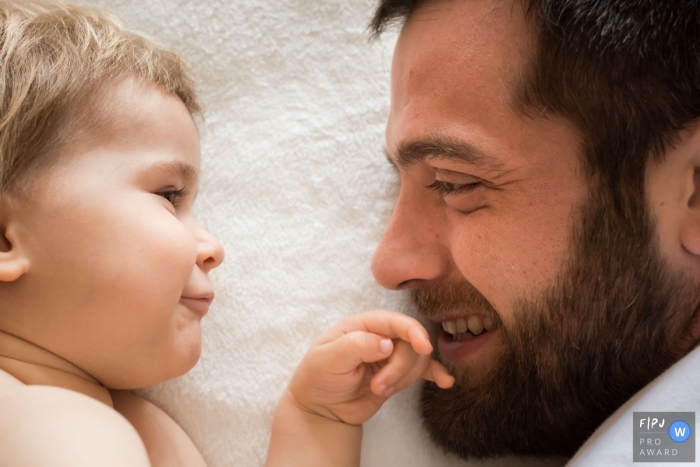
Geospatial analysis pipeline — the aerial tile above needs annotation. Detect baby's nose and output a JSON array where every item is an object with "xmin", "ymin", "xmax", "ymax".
[{"xmin": 196, "ymin": 227, "xmax": 224, "ymax": 272}]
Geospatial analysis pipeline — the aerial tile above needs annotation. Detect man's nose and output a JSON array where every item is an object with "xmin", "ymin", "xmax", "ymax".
[
  {"xmin": 371, "ymin": 184, "xmax": 451, "ymax": 290},
  {"xmin": 195, "ymin": 225, "xmax": 225, "ymax": 273}
]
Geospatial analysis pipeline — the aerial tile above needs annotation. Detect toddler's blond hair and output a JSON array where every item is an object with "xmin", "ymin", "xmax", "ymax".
[{"xmin": 0, "ymin": 0, "xmax": 201, "ymax": 194}]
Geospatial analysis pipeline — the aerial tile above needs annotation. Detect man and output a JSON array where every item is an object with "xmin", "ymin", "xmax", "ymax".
[{"xmin": 369, "ymin": 0, "xmax": 700, "ymax": 461}]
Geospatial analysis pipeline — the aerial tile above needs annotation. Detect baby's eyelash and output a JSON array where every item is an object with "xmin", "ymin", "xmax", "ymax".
[
  {"xmin": 427, "ymin": 180, "xmax": 481, "ymax": 195},
  {"xmin": 157, "ymin": 188, "xmax": 188, "ymax": 208}
]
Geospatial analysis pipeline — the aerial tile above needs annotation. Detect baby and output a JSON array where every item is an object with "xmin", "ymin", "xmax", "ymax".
[{"xmin": 0, "ymin": 1, "xmax": 453, "ymax": 466}]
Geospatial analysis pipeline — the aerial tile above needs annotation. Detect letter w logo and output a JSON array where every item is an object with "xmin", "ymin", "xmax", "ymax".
[{"xmin": 675, "ymin": 427, "xmax": 687, "ymax": 437}]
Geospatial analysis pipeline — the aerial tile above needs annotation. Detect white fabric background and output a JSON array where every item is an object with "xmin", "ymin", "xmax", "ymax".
[{"xmin": 74, "ymin": 1, "xmax": 565, "ymax": 466}]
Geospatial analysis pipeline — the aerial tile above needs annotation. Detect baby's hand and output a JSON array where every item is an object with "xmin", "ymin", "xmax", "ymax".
[
  {"xmin": 287, "ymin": 310, "xmax": 455, "ymax": 426},
  {"xmin": 266, "ymin": 311, "xmax": 455, "ymax": 467}
]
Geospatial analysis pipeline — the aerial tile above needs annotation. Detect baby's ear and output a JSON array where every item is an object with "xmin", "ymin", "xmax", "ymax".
[{"xmin": 0, "ymin": 195, "xmax": 29, "ymax": 282}]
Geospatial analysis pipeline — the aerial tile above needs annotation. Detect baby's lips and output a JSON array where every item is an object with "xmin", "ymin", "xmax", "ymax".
[
  {"xmin": 180, "ymin": 290, "xmax": 215, "ymax": 304},
  {"xmin": 181, "ymin": 280, "xmax": 216, "ymax": 304}
]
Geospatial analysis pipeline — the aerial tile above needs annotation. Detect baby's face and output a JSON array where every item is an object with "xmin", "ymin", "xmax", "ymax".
[{"xmin": 1, "ymin": 77, "xmax": 224, "ymax": 388}]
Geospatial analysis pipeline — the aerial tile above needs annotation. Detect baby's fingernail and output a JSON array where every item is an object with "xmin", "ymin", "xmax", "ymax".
[
  {"xmin": 379, "ymin": 339, "xmax": 392, "ymax": 354},
  {"xmin": 383, "ymin": 385, "xmax": 396, "ymax": 396}
]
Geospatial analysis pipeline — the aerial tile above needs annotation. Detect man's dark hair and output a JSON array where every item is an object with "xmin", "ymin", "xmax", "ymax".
[{"xmin": 371, "ymin": 0, "xmax": 700, "ymax": 220}]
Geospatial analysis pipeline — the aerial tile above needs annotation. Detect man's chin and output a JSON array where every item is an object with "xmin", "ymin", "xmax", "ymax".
[{"xmin": 419, "ymin": 344, "xmax": 573, "ymax": 460}]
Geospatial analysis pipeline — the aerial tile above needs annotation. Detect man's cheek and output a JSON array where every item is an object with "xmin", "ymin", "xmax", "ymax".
[{"xmin": 451, "ymin": 233, "xmax": 506, "ymax": 300}]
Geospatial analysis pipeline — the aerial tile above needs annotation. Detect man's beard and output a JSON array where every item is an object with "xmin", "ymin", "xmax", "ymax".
[{"xmin": 416, "ymin": 188, "xmax": 699, "ymax": 459}]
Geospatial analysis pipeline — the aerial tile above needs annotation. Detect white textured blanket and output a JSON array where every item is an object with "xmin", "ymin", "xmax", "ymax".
[{"xmin": 71, "ymin": 1, "xmax": 666, "ymax": 466}]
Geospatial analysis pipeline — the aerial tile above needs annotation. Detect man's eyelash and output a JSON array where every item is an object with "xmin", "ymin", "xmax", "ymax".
[
  {"xmin": 157, "ymin": 188, "xmax": 188, "ymax": 208},
  {"xmin": 426, "ymin": 180, "xmax": 481, "ymax": 195}
]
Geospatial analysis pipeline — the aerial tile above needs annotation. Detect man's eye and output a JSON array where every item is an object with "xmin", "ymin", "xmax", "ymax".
[
  {"xmin": 157, "ymin": 189, "xmax": 188, "ymax": 208},
  {"xmin": 427, "ymin": 180, "xmax": 481, "ymax": 195}
]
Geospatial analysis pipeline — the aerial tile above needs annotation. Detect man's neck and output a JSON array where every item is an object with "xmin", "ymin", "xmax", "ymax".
[{"xmin": 0, "ymin": 330, "xmax": 113, "ymax": 407}]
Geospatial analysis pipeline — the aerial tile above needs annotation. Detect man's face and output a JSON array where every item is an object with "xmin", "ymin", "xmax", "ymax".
[
  {"xmin": 372, "ymin": 0, "xmax": 699, "ymax": 459},
  {"xmin": 375, "ymin": 0, "xmax": 588, "ymax": 388}
]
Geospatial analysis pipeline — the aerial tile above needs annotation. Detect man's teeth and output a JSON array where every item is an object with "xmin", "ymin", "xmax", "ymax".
[
  {"xmin": 468, "ymin": 316, "xmax": 484, "ymax": 335},
  {"xmin": 441, "ymin": 315, "xmax": 495, "ymax": 337},
  {"xmin": 483, "ymin": 315, "xmax": 495, "ymax": 331}
]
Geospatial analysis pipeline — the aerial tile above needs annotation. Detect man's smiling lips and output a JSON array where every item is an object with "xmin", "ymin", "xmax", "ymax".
[{"xmin": 432, "ymin": 314, "xmax": 500, "ymax": 362}]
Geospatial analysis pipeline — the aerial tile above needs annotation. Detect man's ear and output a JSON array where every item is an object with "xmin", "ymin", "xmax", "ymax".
[
  {"xmin": 0, "ymin": 197, "xmax": 29, "ymax": 282},
  {"xmin": 681, "ymin": 166, "xmax": 700, "ymax": 255}
]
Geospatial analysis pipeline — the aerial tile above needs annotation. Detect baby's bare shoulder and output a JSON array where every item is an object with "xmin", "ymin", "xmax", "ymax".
[
  {"xmin": 111, "ymin": 390, "xmax": 207, "ymax": 467},
  {"xmin": 0, "ymin": 385, "xmax": 151, "ymax": 467}
]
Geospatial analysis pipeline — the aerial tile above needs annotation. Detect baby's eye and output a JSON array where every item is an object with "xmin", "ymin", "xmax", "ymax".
[
  {"xmin": 157, "ymin": 188, "xmax": 188, "ymax": 208},
  {"xmin": 426, "ymin": 180, "xmax": 481, "ymax": 195}
]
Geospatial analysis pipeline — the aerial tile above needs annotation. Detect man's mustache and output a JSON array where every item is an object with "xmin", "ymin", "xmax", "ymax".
[{"xmin": 411, "ymin": 279, "xmax": 501, "ymax": 326}]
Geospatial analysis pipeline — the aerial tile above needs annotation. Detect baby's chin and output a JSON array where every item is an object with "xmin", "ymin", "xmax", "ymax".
[{"xmin": 101, "ymin": 333, "xmax": 203, "ymax": 390}]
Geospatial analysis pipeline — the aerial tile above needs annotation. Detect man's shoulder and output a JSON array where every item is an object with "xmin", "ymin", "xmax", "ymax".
[
  {"xmin": 0, "ymin": 385, "xmax": 151, "ymax": 466},
  {"xmin": 568, "ymin": 347, "xmax": 700, "ymax": 466}
]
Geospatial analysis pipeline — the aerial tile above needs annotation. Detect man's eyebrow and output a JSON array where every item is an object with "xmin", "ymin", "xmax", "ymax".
[
  {"xmin": 149, "ymin": 161, "xmax": 199, "ymax": 183},
  {"xmin": 391, "ymin": 135, "xmax": 503, "ymax": 170}
]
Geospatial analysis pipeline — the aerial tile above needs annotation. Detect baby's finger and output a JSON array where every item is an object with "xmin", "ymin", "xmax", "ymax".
[
  {"xmin": 422, "ymin": 359, "xmax": 455, "ymax": 389},
  {"xmin": 369, "ymin": 340, "xmax": 426, "ymax": 396},
  {"xmin": 332, "ymin": 310, "xmax": 433, "ymax": 356},
  {"xmin": 314, "ymin": 330, "xmax": 394, "ymax": 374}
]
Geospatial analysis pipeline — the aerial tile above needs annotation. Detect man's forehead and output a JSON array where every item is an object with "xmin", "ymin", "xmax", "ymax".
[
  {"xmin": 392, "ymin": 0, "xmax": 534, "ymax": 100},
  {"xmin": 386, "ymin": 0, "xmax": 536, "ymax": 159},
  {"xmin": 405, "ymin": 0, "xmax": 528, "ymax": 26}
]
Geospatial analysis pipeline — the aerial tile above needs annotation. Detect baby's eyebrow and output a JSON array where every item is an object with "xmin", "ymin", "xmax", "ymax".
[{"xmin": 150, "ymin": 161, "xmax": 199, "ymax": 184}]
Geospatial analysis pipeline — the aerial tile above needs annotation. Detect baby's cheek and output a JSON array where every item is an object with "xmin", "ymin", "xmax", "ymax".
[
  {"xmin": 171, "ymin": 230, "xmax": 199, "ymax": 282},
  {"xmin": 151, "ymin": 223, "xmax": 197, "ymax": 276},
  {"xmin": 146, "ymin": 231, "xmax": 197, "ymax": 307}
]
